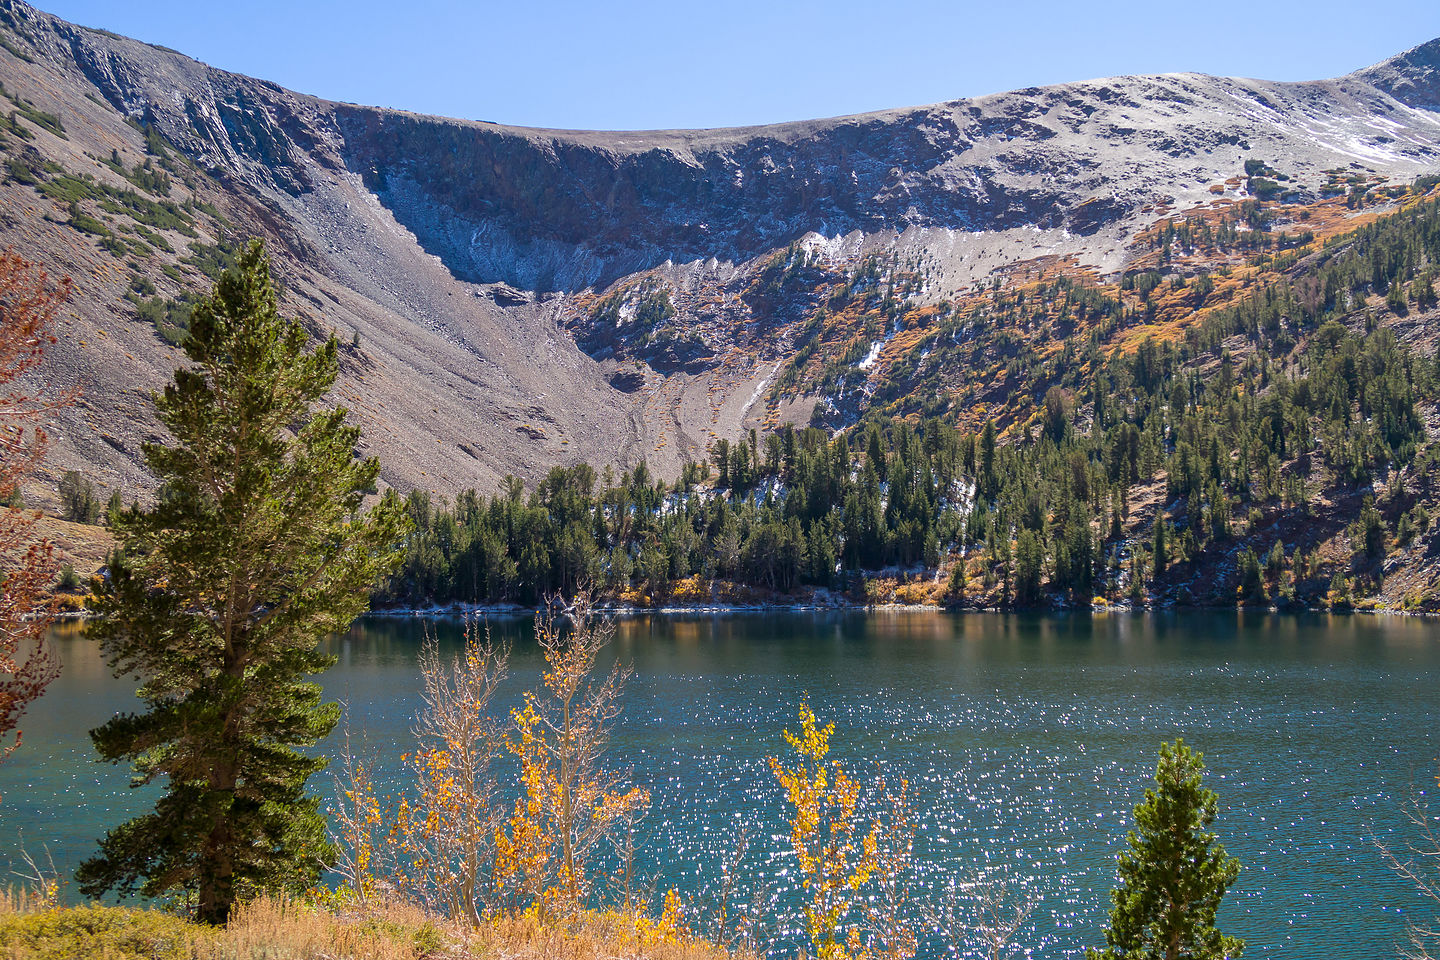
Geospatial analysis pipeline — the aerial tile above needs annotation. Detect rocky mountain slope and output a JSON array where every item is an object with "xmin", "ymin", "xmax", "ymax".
[{"xmin": 0, "ymin": 0, "xmax": 1438, "ymax": 503}]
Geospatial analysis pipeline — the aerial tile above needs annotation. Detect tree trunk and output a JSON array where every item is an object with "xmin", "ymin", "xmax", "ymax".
[
  {"xmin": 560, "ymin": 695, "xmax": 575, "ymax": 907},
  {"xmin": 199, "ymin": 665, "xmax": 245, "ymax": 925},
  {"xmin": 197, "ymin": 780, "xmax": 236, "ymax": 924}
]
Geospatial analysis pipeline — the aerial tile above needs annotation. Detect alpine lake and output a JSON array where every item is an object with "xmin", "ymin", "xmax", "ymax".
[{"xmin": 3, "ymin": 610, "xmax": 1438, "ymax": 958}]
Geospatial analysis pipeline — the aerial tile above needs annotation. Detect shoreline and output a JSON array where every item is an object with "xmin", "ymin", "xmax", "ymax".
[
  {"xmin": 50, "ymin": 593, "xmax": 1440, "ymax": 621},
  {"xmin": 363, "ymin": 598, "xmax": 1439, "ymax": 619}
]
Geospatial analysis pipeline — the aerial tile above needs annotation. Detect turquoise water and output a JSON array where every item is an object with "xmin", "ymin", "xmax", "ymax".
[{"xmin": 2, "ymin": 611, "xmax": 1438, "ymax": 957}]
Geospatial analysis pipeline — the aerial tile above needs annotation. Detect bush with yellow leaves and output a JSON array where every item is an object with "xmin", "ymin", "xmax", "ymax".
[
  {"xmin": 768, "ymin": 702, "xmax": 919, "ymax": 960},
  {"xmin": 332, "ymin": 595, "xmax": 658, "ymax": 932},
  {"xmin": 494, "ymin": 594, "xmax": 650, "ymax": 917}
]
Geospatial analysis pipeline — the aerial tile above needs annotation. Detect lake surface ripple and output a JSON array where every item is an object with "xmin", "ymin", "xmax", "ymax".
[{"xmin": 3, "ymin": 610, "xmax": 1437, "ymax": 958}]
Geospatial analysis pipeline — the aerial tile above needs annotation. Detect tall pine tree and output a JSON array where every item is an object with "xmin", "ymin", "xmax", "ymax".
[
  {"xmin": 78, "ymin": 239, "xmax": 409, "ymax": 923},
  {"xmin": 1090, "ymin": 739, "xmax": 1244, "ymax": 960}
]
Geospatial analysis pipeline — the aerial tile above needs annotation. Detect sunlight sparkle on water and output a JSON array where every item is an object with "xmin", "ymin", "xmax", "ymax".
[{"xmin": 1, "ymin": 611, "xmax": 1437, "ymax": 958}]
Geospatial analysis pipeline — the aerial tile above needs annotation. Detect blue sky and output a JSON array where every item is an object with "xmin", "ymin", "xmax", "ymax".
[{"xmin": 37, "ymin": 1, "xmax": 1440, "ymax": 131}]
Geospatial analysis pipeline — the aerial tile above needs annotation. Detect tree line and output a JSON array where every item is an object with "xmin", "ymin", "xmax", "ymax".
[
  {"xmin": 384, "ymin": 223, "xmax": 1436, "ymax": 611},
  {"xmin": 379, "ymin": 193, "xmax": 1440, "ymax": 610}
]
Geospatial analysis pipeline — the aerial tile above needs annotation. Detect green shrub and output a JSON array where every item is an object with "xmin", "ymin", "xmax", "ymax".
[
  {"xmin": 1248, "ymin": 177, "xmax": 1283, "ymax": 200},
  {"xmin": 59, "ymin": 470, "xmax": 101, "ymax": 523},
  {"xmin": 6, "ymin": 154, "xmax": 39, "ymax": 184},
  {"xmin": 56, "ymin": 563, "xmax": 80, "ymax": 593},
  {"xmin": 0, "ymin": 81, "xmax": 65, "ymax": 139},
  {"xmin": 0, "ymin": 905, "xmax": 209, "ymax": 960},
  {"xmin": 64, "ymin": 203, "xmax": 109, "ymax": 238}
]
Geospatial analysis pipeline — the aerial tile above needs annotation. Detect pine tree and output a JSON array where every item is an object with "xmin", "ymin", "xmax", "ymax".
[
  {"xmin": 78, "ymin": 240, "xmax": 409, "ymax": 923},
  {"xmin": 58, "ymin": 469, "xmax": 100, "ymax": 523},
  {"xmin": 1014, "ymin": 528, "xmax": 1044, "ymax": 606},
  {"xmin": 947, "ymin": 552, "xmax": 968, "ymax": 601},
  {"xmin": 1090, "ymin": 739, "xmax": 1244, "ymax": 960},
  {"xmin": 1152, "ymin": 519, "xmax": 1168, "ymax": 579},
  {"xmin": 978, "ymin": 419, "xmax": 998, "ymax": 501}
]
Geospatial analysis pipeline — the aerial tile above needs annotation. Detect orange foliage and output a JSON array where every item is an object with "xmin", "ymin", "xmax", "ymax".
[
  {"xmin": 330, "ymin": 619, "xmax": 509, "ymax": 926},
  {"xmin": 0, "ymin": 250, "xmax": 70, "ymax": 778},
  {"xmin": 333, "ymin": 598, "xmax": 650, "ymax": 927},
  {"xmin": 496, "ymin": 594, "xmax": 649, "ymax": 918}
]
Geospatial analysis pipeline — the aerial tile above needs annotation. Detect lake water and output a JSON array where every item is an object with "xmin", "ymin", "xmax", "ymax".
[{"xmin": 1, "ymin": 611, "xmax": 1438, "ymax": 958}]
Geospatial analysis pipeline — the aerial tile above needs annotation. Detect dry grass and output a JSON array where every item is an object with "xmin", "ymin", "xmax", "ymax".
[
  {"xmin": 27, "ymin": 512, "xmax": 114, "ymax": 580},
  {"xmin": 0, "ymin": 893, "xmax": 743, "ymax": 960},
  {"xmin": 0, "ymin": 894, "xmax": 435, "ymax": 959},
  {"xmin": 216, "ymin": 897, "xmax": 442, "ymax": 959},
  {"xmin": 472, "ymin": 912, "xmax": 748, "ymax": 960}
]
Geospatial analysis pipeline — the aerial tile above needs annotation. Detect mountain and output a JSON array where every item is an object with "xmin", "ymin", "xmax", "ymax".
[{"xmin": 0, "ymin": 0, "xmax": 1438, "ymax": 505}]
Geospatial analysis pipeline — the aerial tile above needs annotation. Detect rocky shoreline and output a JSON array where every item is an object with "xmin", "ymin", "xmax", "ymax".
[{"xmin": 363, "ymin": 597, "xmax": 1439, "ymax": 619}]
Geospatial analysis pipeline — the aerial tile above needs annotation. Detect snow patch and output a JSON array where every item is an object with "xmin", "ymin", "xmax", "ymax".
[
  {"xmin": 858, "ymin": 340, "xmax": 884, "ymax": 370},
  {"xmin": 741, "ymin": 363, "xmax": 778, "ymax": 415}
]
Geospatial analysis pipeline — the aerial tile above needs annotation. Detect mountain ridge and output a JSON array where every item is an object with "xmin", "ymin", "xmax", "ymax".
[
  {"xmin": 0, "ymin": 0, "xmax": 1438, "ymax": 507},
  {"xmin": 1354, "ymin": 36, "xmax": 1440, "ymax": 108},
  {"xmin": 37, "ymin": 0, "xmax": 1440, "ymax": 291}
]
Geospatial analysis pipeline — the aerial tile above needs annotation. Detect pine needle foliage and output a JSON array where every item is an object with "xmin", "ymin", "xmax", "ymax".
[
  {"xmin": 1090, "ymin": 739, "xmax": 1243, "ymax": 960},
  {"xmin": 77, "ymin": 239, "xmax": 409, "ymax": 924}
]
